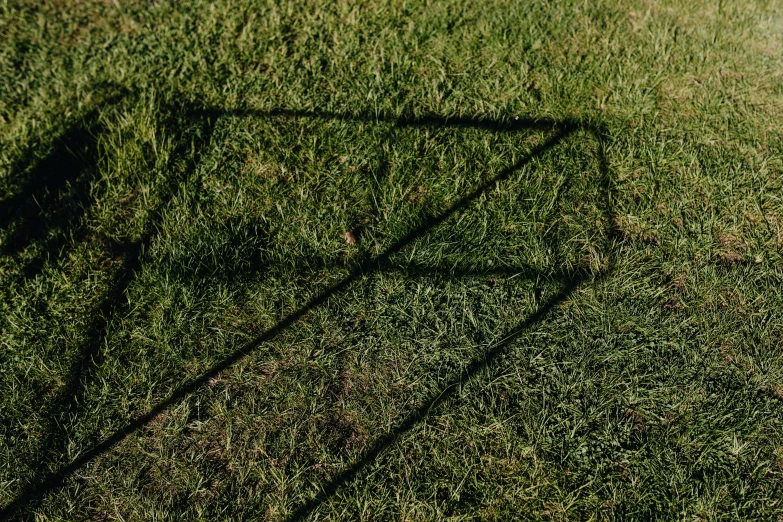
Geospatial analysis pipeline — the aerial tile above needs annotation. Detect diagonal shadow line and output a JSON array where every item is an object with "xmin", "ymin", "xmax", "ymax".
[
  {"xmin": 287, "ymin": 268, "xmax": 595, "ymax": 522},
  {"xmin": 4, "ymin": 105, "xmax": 137, "ymax": 485},
  {"xmin": 36, "ymin": 112, "xmax": 217, "ymax": 432},
  {"xmin": 30, "ymin": 237, "xmax": 143, "ymax": 478},
  {"xmin": 0, "ymin": 117, "xmax": 576, "ymax": 519}
]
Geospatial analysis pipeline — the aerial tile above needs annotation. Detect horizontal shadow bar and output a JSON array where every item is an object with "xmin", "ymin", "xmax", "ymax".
[{"xmin": 190, "ymin": 106, "xmax": 601, "ymax": 135}]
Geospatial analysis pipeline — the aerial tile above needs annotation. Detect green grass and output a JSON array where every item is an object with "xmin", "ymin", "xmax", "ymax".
[{"xmin": 1, "ymin": 0, "xmax": 783, "ymax": 519}]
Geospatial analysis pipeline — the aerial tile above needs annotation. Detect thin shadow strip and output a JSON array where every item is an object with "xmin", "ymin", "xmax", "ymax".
[
  {"xmin": 191, "ymin": 106, "xmax": 589, "ymax": 134},
  {"xmin": 0, "ymin": 123, "xmax": 573, "ymax": 520}
]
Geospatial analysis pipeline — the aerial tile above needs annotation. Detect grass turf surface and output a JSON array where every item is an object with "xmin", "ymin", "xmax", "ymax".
[{"xmin": 1, "ymin": 0, "xmax": 783, "ymax": 519}]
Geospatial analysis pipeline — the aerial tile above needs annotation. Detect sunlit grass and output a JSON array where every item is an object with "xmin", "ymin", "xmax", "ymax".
[{"xmin": 1, "ymin": 0, "xmax": 782, "ymax": 519}]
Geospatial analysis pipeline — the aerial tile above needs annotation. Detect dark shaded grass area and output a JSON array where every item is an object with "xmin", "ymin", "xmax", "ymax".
[
  {"xmin": 0, "ymin": 99, "xmax": 613, "ymax": 519},
  {"xmin": 3, "ymin": 86, "xmax": 783, "ymax": 519},
  {"xmin": 3, "ymin": 0, "xmax": 783, "ymax": 519}
]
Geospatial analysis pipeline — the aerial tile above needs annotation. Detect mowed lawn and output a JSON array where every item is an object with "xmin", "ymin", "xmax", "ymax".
[{"xmin": 1, "ymin": 0, "xmax": 782, "ymax": 519}]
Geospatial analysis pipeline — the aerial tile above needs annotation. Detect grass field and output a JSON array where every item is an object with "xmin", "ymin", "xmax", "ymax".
[{"xmin": 1, "ymin": 0, "xmax": 783, "ymax": 519}]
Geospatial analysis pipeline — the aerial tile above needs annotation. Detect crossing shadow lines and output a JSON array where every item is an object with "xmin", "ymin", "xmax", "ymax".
[{"xmin": 0, "ymin": 103, "xmax": 615, "ymax": 520}]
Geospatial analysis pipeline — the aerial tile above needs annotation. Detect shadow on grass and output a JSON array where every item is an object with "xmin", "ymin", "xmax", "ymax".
[
  {"xmin": 0, "ymin": 102, "xmax": 615, "ymax": 520},
  {"xmin": 0, "ymin": 107, "xmax": 104, "ymax": 279}
]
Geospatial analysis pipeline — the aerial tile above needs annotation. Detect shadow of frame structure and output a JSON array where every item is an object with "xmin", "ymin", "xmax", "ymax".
[{"xmin": 0, "ymin": 100, "xmax": 615, "ymax": 519}]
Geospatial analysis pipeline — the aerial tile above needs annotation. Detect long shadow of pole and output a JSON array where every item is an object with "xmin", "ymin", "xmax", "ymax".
[{"xmin": 0, "ymin": 106, "xmax": 616, "ymax": 519}]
